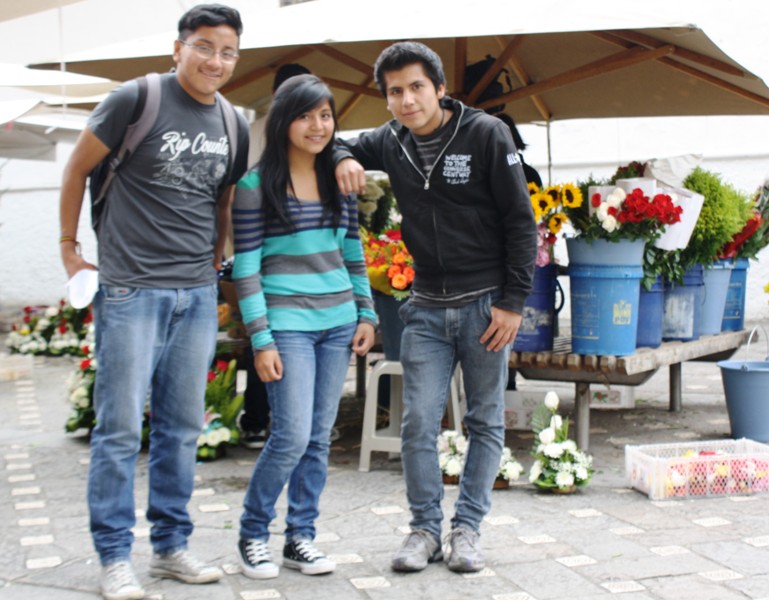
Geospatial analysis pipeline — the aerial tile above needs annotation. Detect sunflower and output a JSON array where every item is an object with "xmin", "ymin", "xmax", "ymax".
[
  {"xmin": 532, "ymin": 192, "xmax": 556, "ymax": 222},
  {"xmin": 544, "ymin": 185, "xmax": 561, "ymax": 205},
  {"xmin": 527, "ymin": 182, "xmax": 540, "ymax": 196},
  {"xmin": 560, "ymin": 183, "xmax": 584, "ymax": 208},
  {"xmin": 548, "ymin": 213, "xmax": 567, "ymax": 234}
]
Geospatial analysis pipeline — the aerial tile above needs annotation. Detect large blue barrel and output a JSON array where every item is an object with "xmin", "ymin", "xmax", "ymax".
[
  {"xmin": 569, "ymin": 264, "xmax": 643, "ymax": 356},
  {"xmin": 637, "ymin": 276, "xmax": 663, "ymax": 348},
  {"xmin": 722, "ymin": 258, "xmax": 749, "ymax": 331},
  {"xmin": 663, "ymin": 265, "xmax": 704, "ymax": 342},
  {"xmin": 514, "ymin": 264, "xmax": 562, "ymax": 352}
]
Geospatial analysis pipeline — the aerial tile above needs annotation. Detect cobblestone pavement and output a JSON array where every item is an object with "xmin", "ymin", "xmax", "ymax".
[{"xmin": 3, "ymin": 325, "xmax": 769, "ymax": 600}]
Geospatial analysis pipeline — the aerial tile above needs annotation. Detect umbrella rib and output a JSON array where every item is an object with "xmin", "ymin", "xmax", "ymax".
[
  {"xmin": 660, "ymin": 58, "xmax": 769, "ymax": 109},
  {"xmin": 314, "ymin": 44, "xmax": 373, "ymax": 76},
  {"xmin": 597, "ymin": 30, "xmax": 752, "ymax": 79},
  {"xmin": 480, "ymin": 45, "xmax": 674, "ymax": 111},
  {"xmin": 595, "ymin": 30, "xmax": 769, "ymax": 109},
  {"xmin": 465, "ymin": 37, "xmax": 523, "ymax": 105},
  {"xmin": 494, "ymin": 36, "xmax": 551, "ymax": 121},
  {"xmin": 221, "ymin": 46, "xmax": 314, "ymax": 96},
  {"xmin": 338, "ymin": 74, "xmax": 375, "ymax": 125}
]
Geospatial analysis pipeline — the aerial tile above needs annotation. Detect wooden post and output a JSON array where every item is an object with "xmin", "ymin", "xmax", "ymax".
[{"xmin": 669, "ymin": 363, "xmax": 682, "ymax": 412}]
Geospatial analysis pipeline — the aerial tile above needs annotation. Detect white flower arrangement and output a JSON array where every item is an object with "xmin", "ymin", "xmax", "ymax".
[
  {"xmin": 437, "ymin": 430, "xmax": 523, "ymax": 485},
  {"xmin": 529, "ymin": 392, "xmax": 594, "ymax": 492}
]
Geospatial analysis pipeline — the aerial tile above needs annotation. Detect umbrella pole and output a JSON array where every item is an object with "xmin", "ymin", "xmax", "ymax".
[{"xmin": 546, "ymin": 120, "xmax": 552, "ymax": 185}]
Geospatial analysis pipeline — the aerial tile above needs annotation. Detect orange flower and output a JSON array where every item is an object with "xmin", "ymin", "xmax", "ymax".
[
  {"xmin": 391, "ymin": 273, "xmax": 408, "ymax": 290},
  {"xmin": 392, "ymin": 252, "xmax": 407, "ymax": 265},
  {"xmin": 387, "ymin": 264, "xmax": 402, "ymax": 279},
  {"xmin": 403, "ymin": 266, "xmax": 415, "ymax": 283}
]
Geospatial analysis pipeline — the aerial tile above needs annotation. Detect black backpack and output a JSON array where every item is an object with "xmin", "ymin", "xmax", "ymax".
[
  {"xmin": 88, "ymin": 72, "xmax": 239, "ymax": 232},
  {"xmin": 462, "ymin": 55, "xmax": 513, "ymax": 115}
]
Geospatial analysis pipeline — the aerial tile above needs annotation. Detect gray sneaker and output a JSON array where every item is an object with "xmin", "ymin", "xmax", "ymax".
[
  {"xmin": 148, "ymin": 549, "xmax": 223, "ymax": 584},
  {"xmin": 100, "ymin": 561, "xmax": 144, "ymax": 600},
  {"xmin": 391, "ymin": 529, "xmax": 443, "ymax": 572},
  {"xmin": 446, "ymin": 527, "xmax": 485, "ymax": 572}
]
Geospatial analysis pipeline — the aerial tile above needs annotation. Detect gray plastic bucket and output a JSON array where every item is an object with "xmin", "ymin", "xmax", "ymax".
[{"xmin": 718, "ymin": 327, "xmax": 769, "ymax": 442}]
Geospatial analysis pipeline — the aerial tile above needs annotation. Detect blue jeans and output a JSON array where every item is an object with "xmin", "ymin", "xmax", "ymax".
[
  {"xmin": 398, "ymin": 290, "xmax": 509, "ymax": 539},
  {"xmin": 88, "ymin": 284, "xmax": 218, "ymax": 565},
  {"xmin": 240, "ymin": 322, "xmax": 356, "ymax": 542}
]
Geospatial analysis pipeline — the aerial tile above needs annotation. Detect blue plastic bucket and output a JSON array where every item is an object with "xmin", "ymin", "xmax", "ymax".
[
  {"xmin": 514, "ymin": 264, "xmax": 564, "ymax": 352},
  {"xmin": 637, "ymin": 276, "xmax": 663, "ymax": 348},
  {"xmin": 568, "ymin": 264, "xmax": 643, "ymax": 356},
  {"xmin": 722, "ymin": 258, "xmax": 749, "ymax": 331},
  {"xmin": 718, "ymin": 328, "xmax": 769, "ymax": 441},
  {"xmin": 699, "ymin": 260, "xmax": 734, "ymax": 336},
  {"xmin": 663, "ymin": 265, "xmax": 704, "ymax": 342}
]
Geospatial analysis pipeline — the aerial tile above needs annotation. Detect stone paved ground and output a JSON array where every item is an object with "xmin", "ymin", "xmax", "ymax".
[{"xmin": 2, "ymin": 324, "xmax": 769, "ymax": 599}]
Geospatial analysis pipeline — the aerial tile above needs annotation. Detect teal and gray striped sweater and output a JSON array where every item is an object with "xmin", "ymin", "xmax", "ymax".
[{"xmin": 232, "ymin": 170, "xmax": 377, "ymax": 351}]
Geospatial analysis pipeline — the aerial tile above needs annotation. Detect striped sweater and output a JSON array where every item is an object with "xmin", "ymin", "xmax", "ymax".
[{"xmin": 232, "ymin": 169, "xmax": 377, "ymax": 351}]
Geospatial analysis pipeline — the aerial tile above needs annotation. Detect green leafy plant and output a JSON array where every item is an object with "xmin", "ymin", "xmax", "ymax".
[{"xmin": 681, "ymin": 167, "xmax": 748, "ymax": 268}]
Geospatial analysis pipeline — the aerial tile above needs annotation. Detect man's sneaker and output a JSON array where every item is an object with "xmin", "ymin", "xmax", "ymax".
[
  {"xmin": 148, "ymin": 549, "xmax": 223, "ymax": 584},
  {"xmin": 391, "ymin": 529, "xmax": 443, "ymax": 572},
  {"xmin": 241, "ymin": 428, "xmax": 268, "ymax": 449},
  {"xmin": 283, "ymin": 539, "xmax": 336, "ymax": 575},
  {"xmin": 238, "ymin": 538, "xmax": 279, "ymax": 579},
  {"xmin": 446, "ymin": 527, "xmax": 485, "ymax": 572},
  {"xmin": 100, "ymin": 561, "xmax": 144, "ymax": 600}
]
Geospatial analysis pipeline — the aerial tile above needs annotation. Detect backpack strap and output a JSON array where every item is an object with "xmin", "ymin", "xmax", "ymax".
[
  {"xmin": 91, "ymin": 73, "xmax": 162, "ymax": 222},
  {"xmin": 215, "ymin": 90, "xmax": 239, "ymax": 194}
]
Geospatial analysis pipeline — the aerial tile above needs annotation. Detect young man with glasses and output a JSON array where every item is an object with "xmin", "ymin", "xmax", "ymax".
[{"xmin": 59, "ymin": 5, "xmax": 249, "ymax": 599}]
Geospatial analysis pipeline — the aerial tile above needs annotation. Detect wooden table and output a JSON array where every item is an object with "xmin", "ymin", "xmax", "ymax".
[{"xmin": 510, "ymin": 330, "xmax": 750, "ymax": 450}]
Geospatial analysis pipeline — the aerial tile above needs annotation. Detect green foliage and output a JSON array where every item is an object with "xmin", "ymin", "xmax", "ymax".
[
  {"xmin": 681, "ymin": 167, "xmax": 748, "ymax": 267},
  {"xmin": 530, "ymin": 402, "xmax": 552, "ymax": 435}
]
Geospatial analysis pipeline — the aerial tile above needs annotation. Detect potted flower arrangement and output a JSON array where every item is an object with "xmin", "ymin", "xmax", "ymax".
[
  {"xmin": 529, "ymin": 392, "xmax": 593, "ymax": 493},
  {"xmin": 6, "ymin": 301, "xmax": 92, "ymax": 356},
  {"xmin": 437, "ymin": 429, "xmax": 523, "ymax": 488},
  {"xmin": 358, "ymin": 174, "xmax": 397, "ymax": 235},
  {"xmin": 361, "ymin": 228, "xmax": 415, "ymax": 301},
  {"xmin": 512, "ymin": 183, "xmax": 573, "ymax": 352},
  {"xmin": 198, "ymin": 358, "xmax": 243, "ymax": 460}
]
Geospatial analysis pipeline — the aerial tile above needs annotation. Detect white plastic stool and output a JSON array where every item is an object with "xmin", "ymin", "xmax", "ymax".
[{"xmin": 359, "ymin": 360, "xmax": 464, "ymax": 472}]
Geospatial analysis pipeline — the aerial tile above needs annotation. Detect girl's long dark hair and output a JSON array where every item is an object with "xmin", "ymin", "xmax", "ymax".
[{"xmin": 258, "ymin": 74, "xmax": 342, "ymax": 230}]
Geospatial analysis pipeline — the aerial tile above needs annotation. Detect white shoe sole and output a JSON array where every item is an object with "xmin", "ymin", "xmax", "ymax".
[
  {"xmin": 283, "ymin": 558, "xmax": 335, "ymax": 575},
  {"xmin": 239, "ymin": 558, "xmax": 279, "ymax": 580},
  {"xmin": 148, "ymin": 566, "xmax": 223, "ymax": 584}
]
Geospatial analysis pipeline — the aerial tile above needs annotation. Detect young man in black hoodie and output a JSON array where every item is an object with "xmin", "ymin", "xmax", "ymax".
[{"xmin": 335, "ymin": 41, "xmax": 536, "ymax": 573}]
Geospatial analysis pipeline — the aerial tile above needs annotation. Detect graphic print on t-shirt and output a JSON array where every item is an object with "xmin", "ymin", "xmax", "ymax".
[{"xmin": 152, "ymin": 129, "xmax": 229, "ymax": 198}]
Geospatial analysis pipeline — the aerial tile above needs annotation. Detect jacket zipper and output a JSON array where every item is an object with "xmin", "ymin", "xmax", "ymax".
[
  {"xmin": 388, "ymin": 104, "xmax": 465, "ymax": 191},
  {"xmin": 389, "ymin": 104, "xmax": 465, "ymax": 294}
]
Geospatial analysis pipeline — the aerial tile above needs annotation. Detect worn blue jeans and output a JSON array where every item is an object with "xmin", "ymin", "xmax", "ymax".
[
  {"xmin": 240, "ymin": 322, "xmax": 356, "ymax": 542},
  {"xmin": 88, "ymin": 284, "xmax": 218, "ymax": 565},
  {"xmin": 398, "ymin": 290, "xmax": 509, "ymax": 539}
]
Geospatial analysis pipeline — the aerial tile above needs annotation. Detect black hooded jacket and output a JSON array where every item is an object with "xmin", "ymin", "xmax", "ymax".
[{"xmin": 337, "ymin": 97, "xmax": 537, "ymax": 313}]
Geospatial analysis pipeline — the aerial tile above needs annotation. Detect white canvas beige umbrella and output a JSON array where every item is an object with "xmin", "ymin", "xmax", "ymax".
[{"xmin": 28, "ymin": 0, "xmax": 769, "ymax": 130}]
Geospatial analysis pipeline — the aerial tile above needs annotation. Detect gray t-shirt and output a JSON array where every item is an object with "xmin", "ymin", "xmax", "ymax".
[{"xmin": 88, "ymin": 73, "xmax": 248, "ymax": 288}]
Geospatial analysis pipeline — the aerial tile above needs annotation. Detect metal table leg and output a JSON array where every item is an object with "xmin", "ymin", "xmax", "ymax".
[
  {"xmin": 669, "ymin": 362, "xmax": 682, "ymax": 412},
  {"xmin": 575, "ymin": 381, "xmax": 591, "ymax": 451}
]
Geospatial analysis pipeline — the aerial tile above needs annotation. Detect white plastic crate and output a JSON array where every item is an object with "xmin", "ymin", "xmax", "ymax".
[{"xmin": 625, "ymin": 439, "xmax": 769, "ymax": 500}]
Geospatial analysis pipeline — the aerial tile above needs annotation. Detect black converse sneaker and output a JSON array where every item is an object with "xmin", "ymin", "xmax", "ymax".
[
  {"xmin": 238, "ymin": 539, "xmax": 279, "ymax": 580},
  {"xmin": 282, "ymin": 539, "xmax": 336, "ymax": 575}
]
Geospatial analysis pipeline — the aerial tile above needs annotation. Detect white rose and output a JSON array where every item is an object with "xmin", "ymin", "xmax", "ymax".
[
  {"xmin": 544, "ymin": 443, "xmax": 564, "ymax": 459},
  {"xmin": 596, "ymin": 203, "xmax": 609, "ymax": 221},
  {"xmin": 550, "ymin": 415, "xmax": 563, "ymax": 431},
  {"xmin": 607, "ymin": 188, "xmax": 626, "ymax": 207},
  {"xmin": 35, "ymin": 317, "xmax": 51, "ymax": 331},
  {"xmin": 205, "ymin": 429, "xmax": 221, "ymax": 447},
  {"xmin": 544, "ymin": 391, "xmax": 559, "ymax": 411},
  {"xmin": 575, "ymin": 466, "xmax": 589, "ymax": 481},
  {"xmin": 601, "ymin": 215, "xmax": 618, "ymax": 233},
  {"xmin": 502, "ymin": 461, "xmax": 523, "ymax": 481},
  {"xmin": 220, "ymin": 428, "xmax": 231, "ymax": 443},
  {"xmin": 45, "ymin": 307, "xmax": 60, "ymax": 318},
  {"xmin": 539, "ymin": 427, "xmax": 556, "ymax": 445},
  {"xmin": 454, "ymin": 435, "xmax": 469, "ymax": 455},
  {"xmin": 445, "ymin": 456, "xmax": 463, "ymax": 477},
  {"xmin": 197, "ymin": 434, "xmax": 206, "ymax": 447},
  {"xmin": 555, "ymin": 471, "xmax": 575, "ymax": 488},
  {"xmin": 562, "ymin": 440, "xmax": 577, "ymax": 453},
  {"xmin": 529, "ymin": 460, "xmax": 543, "ymax": 483}
]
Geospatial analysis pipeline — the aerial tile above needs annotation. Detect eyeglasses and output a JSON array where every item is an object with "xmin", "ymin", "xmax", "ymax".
[{"xmin": 179, "ymin": 40, "xmax": 240, "ymax": 64}]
